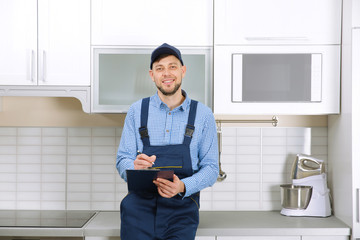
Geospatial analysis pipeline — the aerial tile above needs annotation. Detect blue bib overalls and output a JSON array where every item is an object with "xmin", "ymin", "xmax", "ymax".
[{"xmin": 120, "ymin": 97, "xmax": 200, "ymax": 240}]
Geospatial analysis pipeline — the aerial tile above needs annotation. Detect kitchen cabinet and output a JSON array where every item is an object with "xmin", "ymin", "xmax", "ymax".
[
  {"xmin": 301, "ymin": 237, "xmax": 349, "ymax": 240},
  {"xmin": 0, "ymin": 0, "xmax": 90, "ymax": 86},
  {"xmin": 92, "ymin": 46, "xmax": 212, "ymax": 112},
  {"xmin": 217, "ymin": 237, "xmax": 300, "ymax": 240},
  {"xmin": 91, "ymin": 0, "xmax": 213, "ymax": 46},
  {"xmin": 214, "ymin": 0, "xmax": 342, "ymax": 45},
  {"xmin": 328, "ymin": 1, "xmax": 360, "ymax": 240}
]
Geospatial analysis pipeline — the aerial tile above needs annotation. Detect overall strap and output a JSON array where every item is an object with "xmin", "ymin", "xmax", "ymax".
[
  {"xmin": 183, "ymin": 100, "xmax": 198, "ymax": 146},
  {"xmin": 139, "ymin": 97, "xmax": 150, "ymax": 146}
]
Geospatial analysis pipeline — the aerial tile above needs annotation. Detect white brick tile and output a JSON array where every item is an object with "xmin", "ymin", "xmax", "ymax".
[
  {"xmin": 236, "ymin": 182, "xmax": 260, "ymax": 192},
  {"xmin": 236, "ymin": 154, "xmax": 261, "ymax": 164},
  {"xmin": 0, "ymin": 164, "xmax": 16, "ymax": 173},
  {"xmin": 262, "ymin": 136, "xmax": 286, "ymax": 146},
  {"xmin": 312, "ymin": 136, "xmax": 328, "ymax": 146},
  {"xmin": 236, "ymin": 136, "xmax": 261, "ymax": 145},
  {"xmin": 237, "ymin": 128, "xmax": 261, "ymax": 136},
  {"xmin": 67, "ymin": 202, "xmax": 91, "ymax": 210},
  {"xmin": 68, "ymin": 128, "xmax": 91, "ymax": 137},
  {"xmin": 236, "ymin": 145, "xmax": 261, "ymax": 155},
  {"xmin": 236, "ymin": 192, "xmax": 260, "ymax": 201},
  {"xmin": 68, "ymin": 146, "xmax": 91, "ymax": 155},
  {"xmin": 92, "ymin": 183, "xmax": 115, "ymax": 192},
  {"xmin": 17, "ymin": 128, "xmax": 41, "ymax": 136},
  {"xmin": 42, "ymin": 128, "xmax": 67, "ymax": 136},
  {"xmin": 17, "ymin": 173, "xmax": 41, "ymax": 182},
  {"xmin": 67, "ymin": 183, "xmax": 91, "ymax": 192},
  {"xmin": 17, "ymin": 183, "xmax": 41, "ymax": 192},
  {"xmin": 91, "ymin": 202, "xmax": 115, "ymax": 210},
  {"xmin": 0, "ymin": 183, "xmax": 16, "ymax": 191},
  {"xmin": 67, "ymin": 192, "xmax": 91, "ymax": 201},
  {"xmin": 236, "ymin": 164, "xmax": 260, "ymax": 173},
  {"xmin": 212, "ymin": 192, "xmax": 236, "ymax": 201},
  {"xmin": 42, "ymin": 173, "xmax": 66, "ymax": 183},
  {"xmin": 68, "ymin": 137, "xmax": 92, "ymax": 146},
  {"xmin": 17, "ymin": 146, "xmax": 41, "ymax": 155},
  {"xmin": 92, "ymin": 128, "xmax": 116, "ymax": 137},
  {"xmin": 41, "ymin": 201, "xmax": 66, "ymax": 210},
  {"xmin": 92, "ymin": 146, "xmax": 116, "ymax": 155},
  {"xmin": 212, "ymin": 201, "xmax": 236, "ymax": 210},
  {"xmin": 287, "ymin": 127, "xmax": 311, "ymax": 137},
  {"xmin": 262, "ymin": 128, "xmax": 286, "ymax": 136},
  {"xmin": 42, "ymin": 192, "xmax": 65, "ymax": 201},
  {"xmin": 0, "ymin": 136, "xmax": 16, "ymax": 145},
  {"xmin": 311, "ymin": 127, "xmax": 328, "ymax": 137},
  {"xmin": 0, "ymin": 192, "xmax": 16, "ymax": 201},
  {"xmin": 67, "ymin": 165, "xmax": 91, "ymax": 174},
  {"xmin": 221, "ymin": 136, "xmax": 236, "ymax": 146},
  {"xmin": 92, "ymin": 155, "xmax": 116, "ymax": 164},
  {"xmin": 42, "ymin": 164, "xmax": 66, "ymax": 173},
  {"xmin": 262, "ymin": 146, "xmax": 286, "ymax": 155},
  {"xmin": 67, "ymin": 173, "xmax": 91, "ymax": 183},
  {"xmin": 42, "ymin": 155, "xmax": 66, "ymax": 164},
  {"xmin": 17, "ymin": 164, "xmax": 41, "ymax": 173},
  {"xmin": 0, "ymin": 146, "xmax": 16, "ymax": 154},
  {"xmin": 42, "ymin": 183, "xmax": 65, "ymax": 192},
  {"xmin": 92, "ymin": 137, "xmax": 116, "ymax": 146},
  {"xmin": 0, "ymin": 128, "xmax": 17, "ymax": 136},
  {"xmin": 68, "ymin": 155, "xmax": 91, "ymax": 164},
  {"xmin": 18, "ymin": 155, "xmax": 41, "ymax": 164},
  {"xmin": 17, "ymin": 201, "xmax": 41, "ymax": 209},
  {"xmin": 92, "ymin": 173, "xmax": 115, "ymax": 182},
  {"xmin": 0, "ymin": 155, "xmax": 16, "ymax": 163},
  {"xmin": 17, "ymin": 192, "xmax": 41, "ymax": 201},
  {"xmin": 91, "ymin": 192, "xmax": 115, "ymax": 201},
  {"xmin": 42, "ymin": 137, "xmax": 67, "ymax": 145},
  {"xmin": 0, "ymin": 201, "xmax": 16, "ymax": 209},
  {"xmin": 18, "ymin": 136, "xmax": 41, "ymax": 145},
  {"xmin": 0, "ymin": 173, "xmax": 16, "ymax": 182}
]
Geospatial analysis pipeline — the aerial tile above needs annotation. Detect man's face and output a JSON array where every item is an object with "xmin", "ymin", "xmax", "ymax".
[{"xmin": 149, "ymin": 55, "xmax": 186, "ymax": 97}]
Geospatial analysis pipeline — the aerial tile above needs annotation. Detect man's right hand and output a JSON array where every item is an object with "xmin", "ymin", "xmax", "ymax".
[{"xmin": 134, "ymin": 153, "xmax": 156, "ymax": 169}]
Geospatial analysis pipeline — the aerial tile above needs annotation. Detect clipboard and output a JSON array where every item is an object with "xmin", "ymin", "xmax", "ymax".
[{"xmin": 126, "ymin": 169, "xmax": 174, "ymax": 193}]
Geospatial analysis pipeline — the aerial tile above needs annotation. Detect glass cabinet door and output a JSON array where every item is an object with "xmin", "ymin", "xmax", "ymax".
[{"xmin": 93, "ymin": 48, "xmax": 212, "ymax": 112}]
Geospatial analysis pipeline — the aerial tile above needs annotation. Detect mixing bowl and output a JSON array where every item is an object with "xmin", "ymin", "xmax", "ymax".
[{"xmin": 280, "ymin": 184, "xmax": 313, "ymax": 209}]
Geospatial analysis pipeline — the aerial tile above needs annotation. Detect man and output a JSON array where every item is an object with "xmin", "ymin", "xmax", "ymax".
[{"xmin": 116, "ymin": 43, "xmax": 219, "ymax": 240}]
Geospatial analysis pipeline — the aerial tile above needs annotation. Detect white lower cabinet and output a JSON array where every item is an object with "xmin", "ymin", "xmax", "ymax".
[
  {"xmin": 217, "ymin": 237, "xmax": 300, "ymax": 240},
  {"xmin": 195, "ymin": 237, "xmax": 216, "ymax": 240},
  {"xmin": 301, "ymin": 236, "xmax": 349, "ymax": 240}
]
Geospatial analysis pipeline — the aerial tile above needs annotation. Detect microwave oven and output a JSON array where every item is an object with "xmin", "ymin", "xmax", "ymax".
[{"xmin": 214, "ymin": 45, "xmax": 340, "ymax": 115}]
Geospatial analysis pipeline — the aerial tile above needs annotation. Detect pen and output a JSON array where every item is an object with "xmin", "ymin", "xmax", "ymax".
[{"xmin": 137, "ymin": 150, "xmax": 155, "ymax": 165}]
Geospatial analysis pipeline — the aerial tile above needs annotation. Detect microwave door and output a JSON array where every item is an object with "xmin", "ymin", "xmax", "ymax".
[
  {"xmin": 232, "ymin": 54, "xmax": 243, "ymax": 102},
  {"xmin": 311, "ymin": 54, "xmax": 322, "ymax": 102}
]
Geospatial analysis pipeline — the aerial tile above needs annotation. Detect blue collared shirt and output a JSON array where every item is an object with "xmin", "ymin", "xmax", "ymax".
[{"xmin": 116, "ymin": 91, "xmax": 219, "ymax": 197}]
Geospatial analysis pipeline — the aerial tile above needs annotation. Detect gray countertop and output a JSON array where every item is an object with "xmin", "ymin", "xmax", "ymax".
[
  {"xmin": 0, "ymin": 211, "xmax": 351, "ymax": 237},
  {"xmin": 84, "ymin": 211, "xmax": 350, "ymax": 237}
]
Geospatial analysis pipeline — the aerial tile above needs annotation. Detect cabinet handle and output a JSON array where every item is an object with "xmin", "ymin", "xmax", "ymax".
[
  {"xmin": 30, "ymin": 50, "xmax": 35, "ymax": 82},
  {"xmin": 357, "ymin": 188, "xmax": 360, "ymax": 223},
  {"xmin": 245, "ymin": 36, "xmax": 308, "ymax": 41},
  {"xmin": 42, "ymin": 50, "xmax": 46, "ymax": 82}
]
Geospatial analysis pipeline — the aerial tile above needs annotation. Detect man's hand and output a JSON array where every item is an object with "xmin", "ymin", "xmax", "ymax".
[
  {"xmin": 134, "ymin": 153, "xmax": 156, "ymax": 169},
  {"xmin": 153, "ymin": 174, "xmax": 185, "ymax": 198}
]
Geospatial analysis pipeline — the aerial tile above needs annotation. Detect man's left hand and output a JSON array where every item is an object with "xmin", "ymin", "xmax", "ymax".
[{"xmin": 153, "ymin": 174, "xmax": 185, "ymax": 198}]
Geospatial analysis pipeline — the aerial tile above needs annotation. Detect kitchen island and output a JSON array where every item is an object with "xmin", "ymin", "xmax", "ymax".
[{"xmin": 0, "ymin": 211, "xmax": 351, "ymax": 240}]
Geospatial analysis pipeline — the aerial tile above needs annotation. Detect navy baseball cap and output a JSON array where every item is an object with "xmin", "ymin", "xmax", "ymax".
[{"xmin": 150, "ymin": 43, "xmax": 183, "ymax": 69}]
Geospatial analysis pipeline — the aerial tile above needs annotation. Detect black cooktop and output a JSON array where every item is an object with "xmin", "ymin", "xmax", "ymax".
[{"xmin": 0, "ymin": 210, "xmax": 97, "ymax": 228}]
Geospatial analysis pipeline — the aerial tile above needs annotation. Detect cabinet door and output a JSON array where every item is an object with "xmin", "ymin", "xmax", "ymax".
[
  {"xmin": 301, "ymin": 236, "xmax": 349, "ymax": 240},
  {"xmin": 38, "ymin": 0, "xmax": 90, "ymax": 86},
  {"xmin": 214, "ymin": 0, "xmax": 341, "ymax": 45},
  {"xmin": 0, "ymin": 0, "xmax": 37, "ymax": 85},
  {"xmin": 217, "ymin": 237, "xmax": 300, "ymax": 240},
  {"xmin": 91, "ymin": 0, "xmax": 213, "ymax": 46}
]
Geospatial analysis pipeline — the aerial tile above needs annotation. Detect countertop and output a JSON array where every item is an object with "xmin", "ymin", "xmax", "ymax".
[
  {"xmin": 84, "ymin": 211, "xmax": 350, "ymax": 237},
  {"xmin": 0, "ymin": 211, "xmax": 351, "ymax": 238}
]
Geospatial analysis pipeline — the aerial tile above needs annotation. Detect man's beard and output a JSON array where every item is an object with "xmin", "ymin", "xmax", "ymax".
[{"xmin": 156, "ymin": 81, "xmax": 182, "ymax": 96}]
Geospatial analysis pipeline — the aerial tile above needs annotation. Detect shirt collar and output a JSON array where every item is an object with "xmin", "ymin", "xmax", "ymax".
[{"xmin": 151, "ymin": 90, "xmax": 190, "ymax": 112}]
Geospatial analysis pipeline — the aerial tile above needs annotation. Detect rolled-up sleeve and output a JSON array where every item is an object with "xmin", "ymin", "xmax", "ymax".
[{"xmin": 182, "ymin": 112, "xmax": 219, "ymax": 197}]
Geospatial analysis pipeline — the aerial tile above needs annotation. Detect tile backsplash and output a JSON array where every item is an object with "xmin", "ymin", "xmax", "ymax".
[{"xmin": 0, "ymin": 127, "xmax": 327, "ymax": 211}]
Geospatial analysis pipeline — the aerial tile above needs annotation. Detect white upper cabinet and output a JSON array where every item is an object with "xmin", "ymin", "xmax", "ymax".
[
  {"xmin": 214, "ymin": 0, "xmax": 342, "ymax": 45},
  {"xmin": 0, "ymin": 0, "xmax": 37, "ymax": 85},
  {"xmin": 37, "ymin": 0, "xmax": 90, "ymax": 86},
  {"xmin": 91, "ymin": 0, "xmax": 213, "ymax": 46},
  {"xmin": 0, "ymin": 0, "xmax": 90, "ymax": 86}
]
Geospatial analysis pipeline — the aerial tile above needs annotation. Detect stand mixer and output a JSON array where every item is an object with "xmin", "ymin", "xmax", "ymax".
[{"xmin": 280, "ymin": 154, "xmax": 332, "ymax": 217}]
